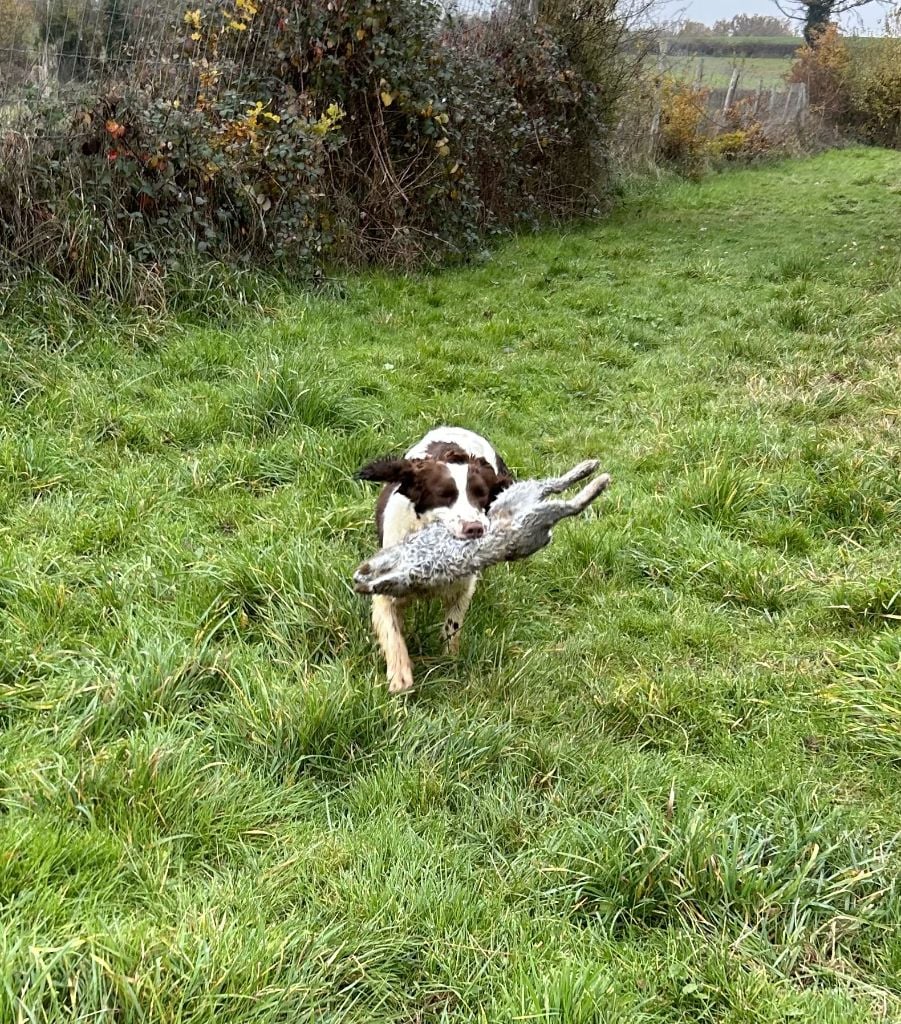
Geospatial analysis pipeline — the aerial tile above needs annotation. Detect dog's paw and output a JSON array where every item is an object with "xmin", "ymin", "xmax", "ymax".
[
  {"xmin": 387, "ymin": 666, "xmax": 414, "ymax": 694},
  {"xmin": 442, "ymin": 618, "xmax": 462, "ymax": 655}
]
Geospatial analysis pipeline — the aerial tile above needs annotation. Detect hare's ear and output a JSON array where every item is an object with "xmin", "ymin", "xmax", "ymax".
[{"xmin": 356, "ymin": 457, "xmax": 414, "ymax": 484}]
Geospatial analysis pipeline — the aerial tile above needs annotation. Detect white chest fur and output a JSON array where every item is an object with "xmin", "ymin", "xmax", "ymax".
[{"xmin": 381, "ymin": 489, "xmax": 422, "ymax": 546}]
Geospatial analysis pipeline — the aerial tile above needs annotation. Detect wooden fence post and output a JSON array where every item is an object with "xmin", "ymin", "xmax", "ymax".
[
  {"xmin": 649, "ymin": 89, "xmax": 662, "ymax": 161},
  {"xmin": 723, "ymin": 68, "xmax": 740, "ymax": 116},
  {"xmin": 797, "ymin": 82, "xmax": 808, "ymax": 126},
  {"xmin": 782, "ymin": 83, "xmax": 796, "ymax": 122},
  {"xmin": 694, "ymin": 57, "xmax": 705, "ymax": 88}
]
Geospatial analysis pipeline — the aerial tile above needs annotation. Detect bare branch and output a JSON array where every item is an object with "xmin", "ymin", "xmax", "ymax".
[
  {"xmin": 773, "ymin": 0, "xmax": 892, "ymax": 45},
  {"xmin": 832, "ymin": 0, "xmax": 890, "ymax": 11},
  {"xmin": 773, "ymin": 0, "xmax": 892, "ymax": 19},
  {"xmin": 773, "ymin": 0, "xmax": 804, "ymax": 22}
]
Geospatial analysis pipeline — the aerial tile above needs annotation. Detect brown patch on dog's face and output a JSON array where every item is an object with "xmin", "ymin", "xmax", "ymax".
[
  {"xmin": 466, "ymin": 458, "xmax": 513, "ymax": 511},
  {"xmin": 424, "ymin": 444, "xmax": 513, "ymax": 510},
  {"xmin": 424, "ymin": 440, "xmax": 470, "ymax": 464},
  {"xmin": 404, "ymin": 460, "xmax": 459, "ymax": 515},
  {"xmin": 357, "ymin": 457, "xmax": 459, "ymax": 515}
]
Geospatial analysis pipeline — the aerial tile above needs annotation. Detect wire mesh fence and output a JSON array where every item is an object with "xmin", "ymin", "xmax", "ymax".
[{"xmin": 0, "ymin": 0, "xmax": 523, "ymax": 107}]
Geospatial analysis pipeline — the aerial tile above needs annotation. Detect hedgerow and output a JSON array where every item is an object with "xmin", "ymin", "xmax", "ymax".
[{"xmin": 0, "ymin": 0, "xmax": 632, "ymax": 305}]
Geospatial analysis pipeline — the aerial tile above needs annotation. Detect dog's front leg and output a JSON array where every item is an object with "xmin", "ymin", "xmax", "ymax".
[
  {"xmin": 372, "ymin": 595, "xmax": 414, "ymax": 693},
  {"xmin": 441, "ymin": 575, "xmax": 478, "ymax": 655}
]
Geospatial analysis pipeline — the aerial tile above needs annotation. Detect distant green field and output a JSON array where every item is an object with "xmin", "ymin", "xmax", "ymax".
[
  {"xmin": 666, "ymin": 34, "xmax": 799, "ymax": 53},
  {"xmin": 662, "ymin": 54, "xmax": 793, "ymax": 89},
  {"xmin": 662, "ymin": 34, "xmax": 887, "ymax": 90}
]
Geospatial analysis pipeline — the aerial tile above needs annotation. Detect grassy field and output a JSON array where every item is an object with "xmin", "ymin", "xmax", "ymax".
[
  {"xmin": 662, "ymin": 35, "xmax": 886, "ymax": 90},
  {"xmin": 662, "ymin": 53, "xmax": 792, "ymax": 89},
  {"xmin": 2, "ymin": 147, "xmax": 901, "ymax": 1022}
]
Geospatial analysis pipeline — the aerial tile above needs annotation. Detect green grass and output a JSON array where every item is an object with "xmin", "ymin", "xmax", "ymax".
[
  {"xmin": 662, "ymin": 35, "xmax": 887, "ymax": 90},
  {"xmin": 662, "ymin": 54, "xmax": 792, "ymax": 89},
  {"xmin": 2, "ymin": 147, "xmax": 901, "ymax": 1022}
]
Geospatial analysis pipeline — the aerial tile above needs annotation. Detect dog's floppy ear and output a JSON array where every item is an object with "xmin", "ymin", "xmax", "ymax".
[
  {"xmin": 488, "ymin": 469, "xmax": 514, "ymax": 506},
  {"xmin": 356, "ymin": 457, "xmax": 414, "ymax": 484}
]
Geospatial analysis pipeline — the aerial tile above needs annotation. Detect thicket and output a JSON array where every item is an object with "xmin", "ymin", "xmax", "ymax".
[
  {"xmin": 0, "ymin": 0, "xmax": 638, "ymax": 308},
  {"xmin": 789, "ymin": 21, "xmax": 901, "ymax": 149}
]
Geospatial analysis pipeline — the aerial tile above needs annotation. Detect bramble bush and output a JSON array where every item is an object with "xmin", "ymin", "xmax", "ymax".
[{"xmin": 0, "ymin": 0, "xmax": 631, "ymax": 306}]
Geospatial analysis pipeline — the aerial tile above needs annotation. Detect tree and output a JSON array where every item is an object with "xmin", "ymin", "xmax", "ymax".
[
  {"xmin": 774, "ymin": 1, "xmax": 892, "ymax": 45},
  {"xmin": 674, "ymin": 19, "xmax": 713, "ymax": 37},
  {"xmin": 712, "ymin": 14, "xmax": 795, "ymax": 36}
]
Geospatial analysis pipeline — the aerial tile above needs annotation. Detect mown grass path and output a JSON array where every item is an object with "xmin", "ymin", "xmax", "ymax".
[{"xmin": 1, "ymin": 148, "xmax": 900, "ymax": 1022}]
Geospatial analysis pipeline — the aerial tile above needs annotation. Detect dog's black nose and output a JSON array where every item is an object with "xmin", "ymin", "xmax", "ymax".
[{"xmin": 461, "ymin": 521, "xmax": 485, "ymax": 539}]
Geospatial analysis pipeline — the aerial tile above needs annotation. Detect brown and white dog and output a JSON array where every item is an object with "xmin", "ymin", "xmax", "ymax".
[{"xmin": 357, "ymin": 427, "xmax": 513, "ymax": 692}]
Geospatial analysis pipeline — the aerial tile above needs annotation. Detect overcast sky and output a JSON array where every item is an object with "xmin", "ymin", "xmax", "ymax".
[{"xmin": 657, "ymin": 1, "xmax": 892, "ymax": 33}]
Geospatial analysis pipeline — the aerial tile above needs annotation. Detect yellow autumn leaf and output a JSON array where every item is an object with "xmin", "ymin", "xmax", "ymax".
[
  {"xmin": 380, "ymin": 90, "xmax": 394, "ymax": 107},
  {"xmin": 356, "ymin": 27, "xmax": 365, "ymax": 40},
  {"xmin": 183, "ymin": 8, "xmax": 201, "ymax": 28},
  {"xmin": 228, "ymin": 19, "xmax": 247, "ymax": 30},
  {"xmin": 190, "ymin": 31, "xmax": 201, "ymax": 40}
]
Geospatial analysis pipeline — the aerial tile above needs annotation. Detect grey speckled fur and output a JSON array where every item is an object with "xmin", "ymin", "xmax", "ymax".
[{"xmin": 353, "ymin": 460, "xmax": 610, "ymax": 598}]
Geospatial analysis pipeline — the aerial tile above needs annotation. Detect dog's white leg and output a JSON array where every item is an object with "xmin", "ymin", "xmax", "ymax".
[
  {"xmin": 372, "ymin": 595, "xmax": 414, "ymax": 693},
  {"xmin": 442, "ymin": 575, "xmax": 478, "ymax": 655}
]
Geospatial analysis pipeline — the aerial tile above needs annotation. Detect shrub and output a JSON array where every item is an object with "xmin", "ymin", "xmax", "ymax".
[
  {"xmin": 620, "ymin": 74, "xmax": 774, "ymax": 178},
  {"xmin": 657, "ymin": 77, "xmax": 709, "ymax": 173},
  {"xmin": 845, "ymin": 34, "xmax": 901, "ymax": 148},
  {"xmin": 788, "ymin": 24, "xmax": 852, "ymax": 123},
  {"xmin": 707, "ymin": 126, "xmax": 768, "ymax": 161},
  {"xmin": 0, "ymin": 0, "xmax": 634, "ymax": 305},
  {"xmin": 789, "ymin": 20, "xmax": 901, "ymax": 150}
]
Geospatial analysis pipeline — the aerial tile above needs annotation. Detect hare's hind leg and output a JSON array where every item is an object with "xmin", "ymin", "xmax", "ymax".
[{"xmin": 539, "ymin": 459, "xmax": 601, "ymax": 496}]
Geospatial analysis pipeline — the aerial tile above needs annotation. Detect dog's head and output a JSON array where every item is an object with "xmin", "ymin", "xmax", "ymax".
[{"xmin": 358, "ymin": 452, "xmax": 512, "ymax": 539}]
